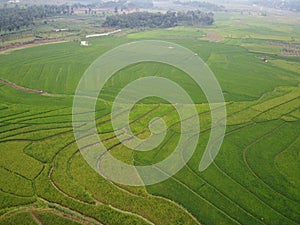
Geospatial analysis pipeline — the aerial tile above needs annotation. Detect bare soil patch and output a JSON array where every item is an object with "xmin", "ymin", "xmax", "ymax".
[
  {"xmin": 269, "ymin": 41, "xmax": 300, "ymax": 57},
  {"xmin": 202, "ymin": 32, "xmax": 224, "ymax": 42}
]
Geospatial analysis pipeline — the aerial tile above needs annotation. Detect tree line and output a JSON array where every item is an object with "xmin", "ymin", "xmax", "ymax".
[
  {"xmin": 102, "ymin": 10, "xmax": 214, "ymax": 28},
  {"xmin": 252, "ymin": 0, "xmax": 300, "ymax": 12},
  {"xmin": 0, "ymin": 5, "xmax": 73, "ymax": 32},
  {"xmin": 74, "ymin": 0, "xmax": 154, "ymax": 10},
  {"xmin": 173, "ymin": 1, "xmax": 225, "ymax": 11}
]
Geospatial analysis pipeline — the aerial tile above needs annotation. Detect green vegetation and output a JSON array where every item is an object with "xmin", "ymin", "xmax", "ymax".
[
  {"xmin": 103, "ymin": 10, "xmax": 214, "ymax": 28},
  {"xmin": 0, "ymin": 212, "xmax": 37, "ymax": 225},
  {"xmin": 0, "ymin": 5, "xmax": 75, "ymax": 32},
  {"xmin": 36, "ymin": 212, "xmax": 83, "ymax": 225},
  {"xmin": 0, "ymin": 4, "xmax": 299, "ymax": 225}
]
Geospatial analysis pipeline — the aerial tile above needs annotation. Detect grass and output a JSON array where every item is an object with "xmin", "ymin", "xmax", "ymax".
[
  {"xmin": 1, "ymin": 30, "xmax": 299, "ymax": 103},
  {"xmin": 275, "ymin": 137, "xmax": 300, "ymax": 187},
  {"xmin": 246, "ymin": 122, "xmax": 300, "ymax": 205},
  {"xmin": 127, "ymin": 27, "xmax": 205, "ymax": 39},
  {"xmin": 0, "ymin": 167, "xmax": 34, "ymax": 197},
  {"xmin": 36, "ymin": 211, "xmax": 83, "ymax": 225},
  {"xmin": 241, "ymin": 43, "xmax": 283, "ymax": 55},
  {"xmin": 270, "ymin": 59, "xmax": 300, "ymax": 74},
  {"xmin": 252, "ymin": 87, "xmax": 300, "ymax": 111},
  {"xmin": 0, "ymin": 141, "xmax": 43, "ymax": 180},
  {"xmin": 70, "ymin": 152, "xmax": 199, "ymax": 225},
  {"xmin": 0, "ymin": 212, "xmax": 37, "ymax": 225}
]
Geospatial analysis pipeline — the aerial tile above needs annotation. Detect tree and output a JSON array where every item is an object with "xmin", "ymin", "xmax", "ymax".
[
  {"xmin": 0, "ymin": 5, "xmax": 74, "ymax": 33},
  {"xmin": 102, "ymin": 10, "xmax": 214, "ymax": 29}
]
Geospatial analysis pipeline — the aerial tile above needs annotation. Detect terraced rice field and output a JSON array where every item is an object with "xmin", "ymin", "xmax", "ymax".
[{"xmin": 0, "ymin": 11, "xmax": 300, "ymax": 225}]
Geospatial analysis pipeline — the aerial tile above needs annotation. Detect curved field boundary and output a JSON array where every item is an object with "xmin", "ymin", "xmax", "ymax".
[
  {"xmin": 243, "ymin": 123, "xmax": 300, "ymax": 207},
  {"xmin": 48, "ymin": 136, "xmax": 160, "ymax": 224},
  {"xmin": 70, "ymin": 106, "xmax": 203, "ymax": 225},
  {"xmin": 97, "ymin": 114, "xmax": 241, "ymax": 224},
  {"xmin": 180, "ymin": 120, "xmax": 298, "ymax": 224},
  {"xmin": 210, "ymin": 122, "xmax": 299, "ymax": 224},
  {"xmin": 108, "ymin": 204, "xmax": 155, "ymax": 225},
  {"xmin": 0, "ymin": 108, "xmax": 65, "ymax": 124},
  {"xmin": 0, "ymin": 111, "xmax": 30, "ymax": 122},
  {"xmin": 48, "ymin": 140, "xmax": 98, "ymax": 205},
  {"xmin": 1, "ymin": 201, "xmax": 103, "ymax": 225},
  {"xmin": 274, "ymin": 135, "xmax": 300, "ymax": 181},
  {"xmin": 182, "ymin": 125, "xmax": 267, "ymax": 224},
  {"xmin": 135, "ymin": 157, "xmax": 242, "ymax": 225}
]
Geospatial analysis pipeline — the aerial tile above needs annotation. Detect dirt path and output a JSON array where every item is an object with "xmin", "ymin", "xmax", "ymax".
[
  {"xmin": 0, "ymin": 78, "xmax": 115, "ymax": 101},
  {"xmin": 0, "ymin": 78, "xmax": 53, "ymax": 96},
  {"xmin": 0, "ymin": 39, "xmax": 66, "ymax": 54},
  {"xmin": 30, "ymin": 212, "xmax": 44, "ymax": 225}
]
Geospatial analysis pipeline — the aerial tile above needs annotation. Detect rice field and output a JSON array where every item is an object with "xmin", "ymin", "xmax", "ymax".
[{"xmin": 0, "ymin": 9, "xmax": 300, "ymax": 225}]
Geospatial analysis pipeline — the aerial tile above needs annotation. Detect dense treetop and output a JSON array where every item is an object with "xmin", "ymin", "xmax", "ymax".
[
  {"xmin": 0, "ymin": 4, "xmax": 73, "ymax": 32},
  {"xmin": 103, "ymin": 10, "xmax": 214, "ymax": 28}
]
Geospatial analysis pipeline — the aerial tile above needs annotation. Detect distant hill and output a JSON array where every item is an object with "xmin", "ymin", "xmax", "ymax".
[
  {"xmin": 0, "ymin": 0, "xmax": 73, "ymax": 4},
  {"xmin": 253, "ymin": 0, "xmax": 300, "ymax": 11}
]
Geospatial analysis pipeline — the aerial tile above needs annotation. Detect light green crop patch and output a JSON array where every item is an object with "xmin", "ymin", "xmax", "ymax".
[
  {"xmin": 252, "ymin": 88, "xmax": 300, "ymax": 112},
  {"xmin": 0, "ymin": 141, "xmax": 43, "ymax": 180}
]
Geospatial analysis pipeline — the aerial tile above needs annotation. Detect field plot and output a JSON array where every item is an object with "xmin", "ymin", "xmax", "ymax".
[{"xmin": 1, "ymin": 8, "xmax": 300, "ymax": 225}]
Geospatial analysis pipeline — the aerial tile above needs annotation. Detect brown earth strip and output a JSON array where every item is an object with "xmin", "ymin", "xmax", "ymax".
[
  {"xmin": 0, "ymin": 78, "xmax": 52, "ymax": 96},
  {"xmin": 202, "ymin": 32, "xmax": 224, "ymax": 42},
  {"xmin": 30, "ymin": 212, "xmax": 44, "ymax": 225},
  {"xmin": 0, "ymin": 39, "xmax": 66, "ymax": 54}
]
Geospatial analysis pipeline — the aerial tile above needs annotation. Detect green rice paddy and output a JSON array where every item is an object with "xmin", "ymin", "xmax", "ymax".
[{"xmin": 0, "ymin": 10, "xmax": 299, "ymax": 225}]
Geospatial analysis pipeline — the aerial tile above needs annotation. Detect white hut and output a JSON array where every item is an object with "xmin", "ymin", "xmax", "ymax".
[{"xmin": 80, "ymin": 41, "xmax": 89, "ymax": 46}]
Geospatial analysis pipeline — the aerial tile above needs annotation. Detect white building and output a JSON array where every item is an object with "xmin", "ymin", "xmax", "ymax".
[
  {"xmin": 8, "ymin": 0, "xmax": 20, "ymax": 3},
  {"xmin": 80, "ymin": 41, "xmax": 89, "ymax": 46}
]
